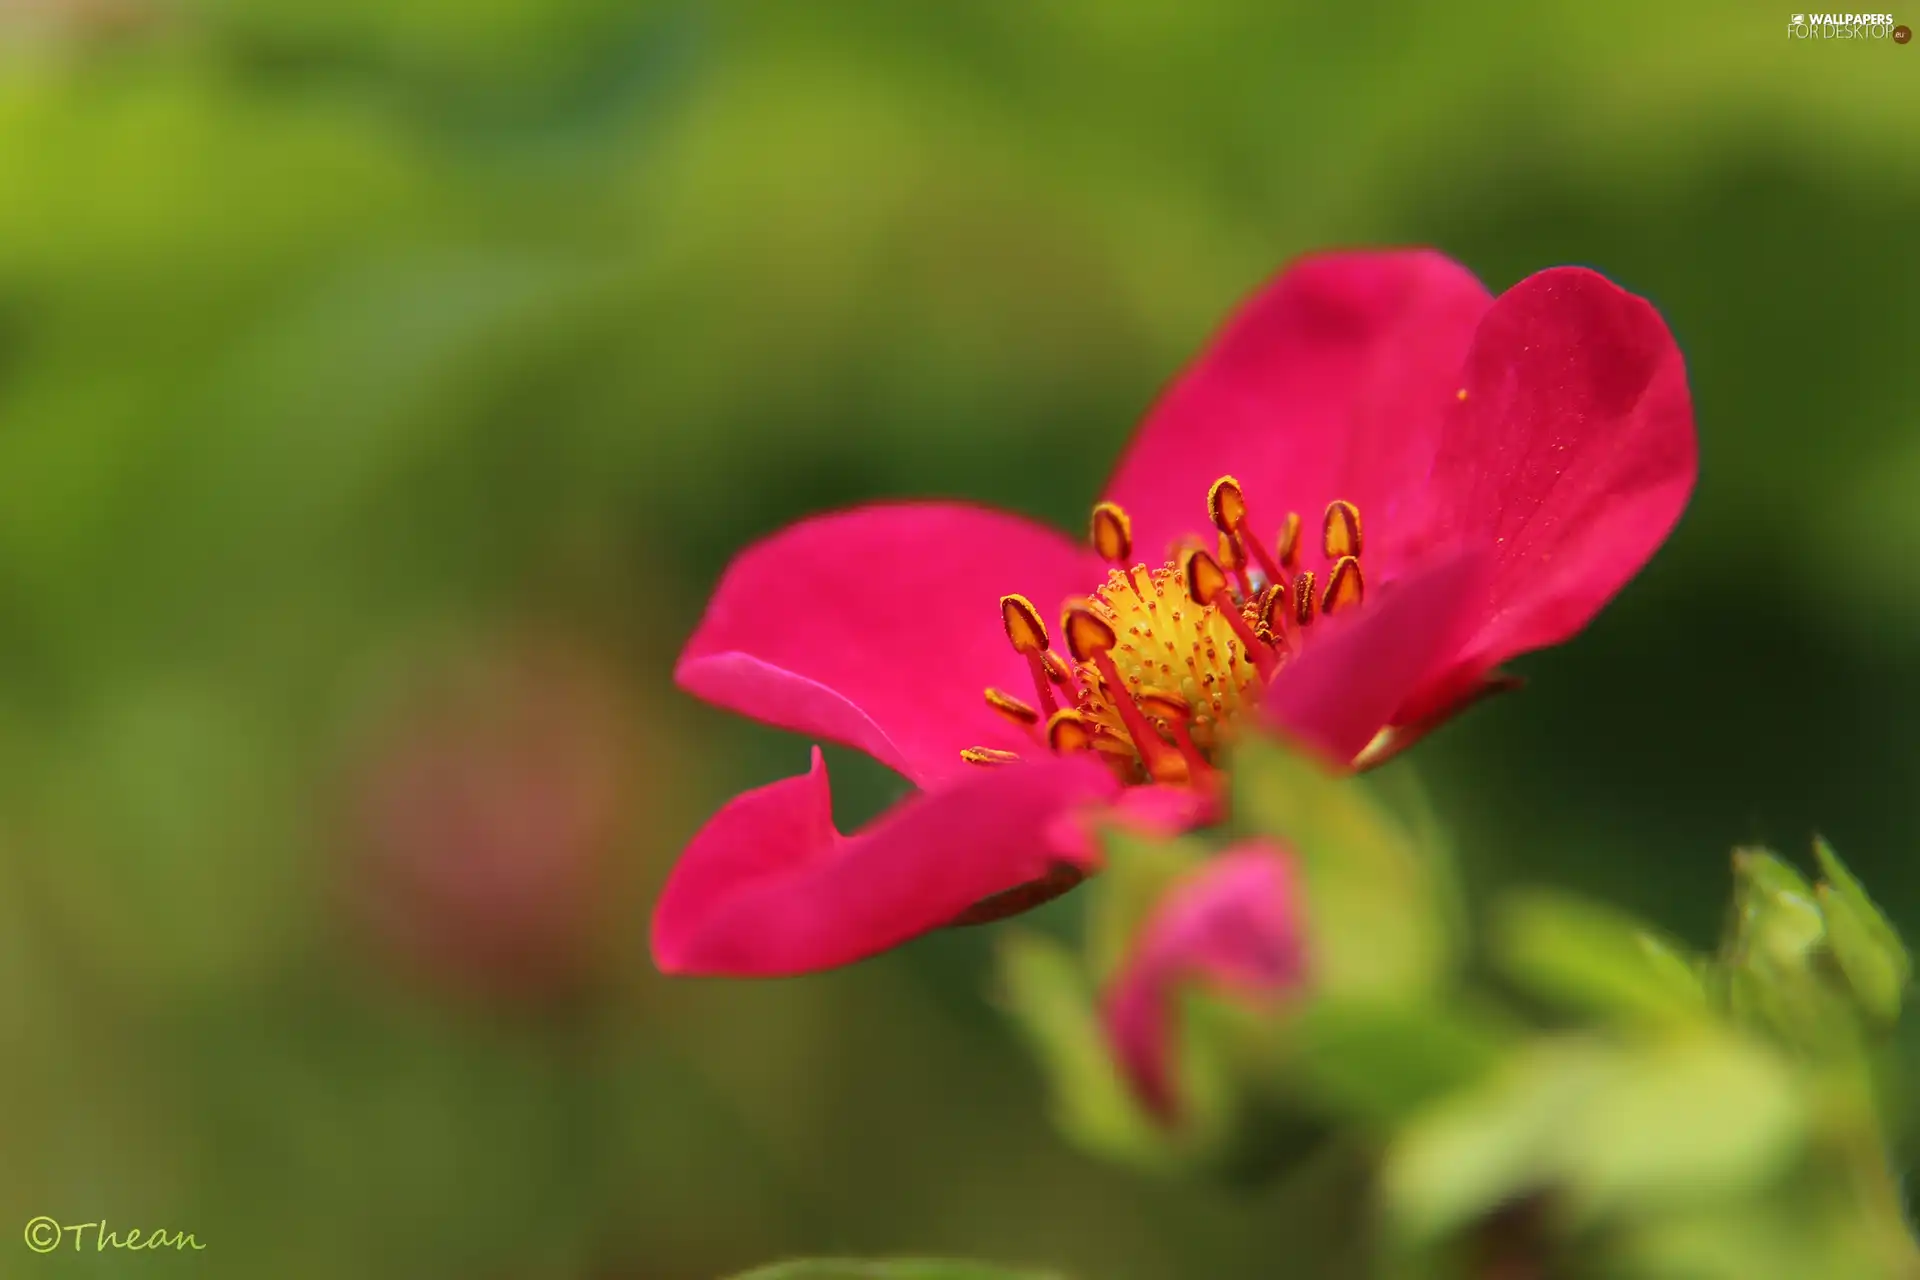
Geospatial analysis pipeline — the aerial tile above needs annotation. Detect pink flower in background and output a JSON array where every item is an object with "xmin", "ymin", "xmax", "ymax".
[
  {"xmin": 655, "ymin": 249, "xmax": 1696, "ymax": 977},
  {"xmin": 348, "ymin": 639, "xmax": 641, "ymax": 1004},
  {"xmin": 1101, "ymin": 842, "xmax": 1307, "ymax": 1119}
]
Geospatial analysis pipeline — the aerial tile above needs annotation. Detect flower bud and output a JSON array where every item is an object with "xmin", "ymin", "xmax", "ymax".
[
  {"xmin": 344, "ymin": 636, "xmax": 642, "ymax": 1005},
  {"xmin": 1100, "ymin": 841, "xmax": 1307, "ymax": 1119},
  {"xmin": 1719, "ymin": 842, "xmax": 1910, "ymax": 1047},
  {"xmin": 1811, "ymin": 837, "xmax": 1910, "ymax": 1031}
]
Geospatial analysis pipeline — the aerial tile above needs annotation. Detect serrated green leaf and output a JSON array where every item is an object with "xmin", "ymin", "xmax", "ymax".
[
  {"xmin": 1229, "ymin": 734, "xmax": 1452, "ymax": 997},
  {"xmin": 728, "ymin": 1260, "xmax": 1065, "ymax": 1280},
  {"xmin": 1083, "ymin": 828, "xmax": 1210, "ymax": 985},
  {"xmin": 1492, "ymin": 891, "xmax": 1706, "ymax": 1023}
]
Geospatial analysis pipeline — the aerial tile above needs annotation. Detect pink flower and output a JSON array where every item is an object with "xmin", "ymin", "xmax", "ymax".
[
  {"xmin": 1100, "ymin": 842, "xmax": 1307, "ymax": 1119},
  {"xmin": 655, "ymin": 250, "xmax": 1696, "ymax": 976},
  {"xmin": 346, "ymin": 638, "xmax": 641, "ymax": 1004}
]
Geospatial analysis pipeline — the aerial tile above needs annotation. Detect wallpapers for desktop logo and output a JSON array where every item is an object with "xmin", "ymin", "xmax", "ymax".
[{"xmin": 1788, "ymin": 12, "xmax": 1910, "ymax": 39}]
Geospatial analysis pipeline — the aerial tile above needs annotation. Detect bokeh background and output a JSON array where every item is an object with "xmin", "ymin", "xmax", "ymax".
[{"xmin": 3, "ymin": 2, "xmax": 1918, "ymax": 1276}]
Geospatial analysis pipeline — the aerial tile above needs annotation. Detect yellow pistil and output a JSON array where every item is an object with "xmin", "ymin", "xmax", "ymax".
[
  {"xmin": 1054, "ymin": 564, "xmax": 1264, "ymax": 785},
  {"xmin": 968, "ymin": 488, "xmax": 1375, "ymax": 786}
]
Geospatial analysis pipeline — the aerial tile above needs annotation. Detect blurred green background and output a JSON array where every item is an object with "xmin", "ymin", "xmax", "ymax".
[{"xmin": 2, "ymin": 2, "xmax": 1917, "ymax": 1276}]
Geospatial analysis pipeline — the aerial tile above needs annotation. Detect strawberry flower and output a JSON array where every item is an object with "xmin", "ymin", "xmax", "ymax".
[{"xmin": 655, "ymin": 250, "xmax": 1696, "ymax": 976}]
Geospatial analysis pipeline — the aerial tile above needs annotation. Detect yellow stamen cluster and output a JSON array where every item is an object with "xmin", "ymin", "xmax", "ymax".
[
  {"xmin": 961, "ymin": 481, "xmax": 1372, "ymax": 788},
  {"xmin": 1062, "ymin": 559, "xmax": 1265, "ymax": 782}
]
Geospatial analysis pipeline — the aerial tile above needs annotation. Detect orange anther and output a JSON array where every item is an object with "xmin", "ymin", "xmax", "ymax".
[
  {"xmin": 1137, "ymin": 690, "xmax": 1192, "ymax": 722},
  {"xmin": 961, "ymin": 747, "xmax": 1022, "ymax": 767},
  {"xmin": 1258, "ymin": 583, "xmax": 1289, "ymax": 637},
  {"xmin": 1293, "ymin": 570, "xmax": 1317, "ymax": 627},
  {"xmin": 1062, "ymin": 602, "xmax": 1118, "ymax": 663},
  {"xmin": 984, "ymin": 687, "xmax": 1039, "ymax": 725},
  {"xmin": 1183, "ymin": 548, "xmax": 1232, "ymax": 606},
  {"xmin": 1277, "ymin": 511, "xmax": 1302, "ymax": 568},
  {"xmin": 1000, "ymin": 594, "xmax": 1049, "ymax": 654},
  {"xmin": 1323, "ymin": 500, "xmax": 1363, "ymax": 560},
  {"xmin": 1207, "ymin": 475, "xmax": 1248, "ymax": 534},
  {"xmin": 1046, "ymin": 710, "xmax": 1099, "ymax": 754},
  {"xmin": 1217, "ymin": 530, "xmax": 1244, "ymax": 570},
  {"xmin": 1321, "ymin": 555, "xmax": 1364, "ymax": 615},
  {"xmin": 1090, "ymin": 502, "xmax": 1133, "ymax": 563}
]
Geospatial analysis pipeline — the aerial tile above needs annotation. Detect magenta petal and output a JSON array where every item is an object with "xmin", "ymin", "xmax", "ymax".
[
  {"xmin": 1103, "ymin": 250, "xmax": 1493, "ymax": 568},
  {"xmin": 1419, "ymin": 266, "xmax": 1697, "ymax": 674},
  {"xmin": 1261, "ymin": 551, "xmax": 1492, "ymax": 766},
  {"xmin": 651, "ymin": 748, "xmax": 1119, "ymax": 977},
  {"xmin": 1102, "ymin": 843, "xmax": 1306, "ymax": 1118},
  {"xmin": 677, "ymin": 502, "xmax": 1105, "ymax": 788}
]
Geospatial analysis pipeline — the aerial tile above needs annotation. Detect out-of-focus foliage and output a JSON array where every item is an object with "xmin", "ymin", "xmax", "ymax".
[
  {"xmin": 727, "ymin": 1262, "xmax": 1064, "ymax": 1280},
  {"xmin": 3, "ymin": 1, "xmax": 1918, "ymax": 1277},
  {"xmin": 1001, "ymin": 732, "xmax": 1917, "ymax": 1279}
]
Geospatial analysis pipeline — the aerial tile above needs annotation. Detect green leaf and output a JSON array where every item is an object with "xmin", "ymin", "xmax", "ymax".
[
  {"xmin": 1000, "ymin": 922, "xmax": 1314, "ymax": 1183},
  {"xmin": 1083, "ymin": 828, "xmax": 1210, "ymax": 986},
  {"xmin": 1616, "ymin": 1204, "xmax": 1869, "ymax": 1280},
  {"xmin": 1384, "ymin": 1030, "xmax": 1808, "ymax": 1246},
  {"xmin": 1281, "ymin": 996, "xmax": 1516, "ymax": 1130},
  {"xmin": 1492, "ymin": 891, "xmax": 1707, "ymax": 1023},
  {"xmin": 1811, "ymin": 836, "xmax": 1910, "ymax": 1028},
  {"xmin": 1382, "ymin": 1039, "xmax": 1611, "ymax": 1242},
  {"xmin": 728, "ymin": 1261, "xmax": 1065, "ymax": 1280},
  {"xmin": 992, "ymin": 930, "xmax": 1172, "ymax": 1169},
  {"xmin": 1551, "ymin": 1031, "xmax": 1807, "ymax": 1219},
  {"xmin": 1229, "ymin": 735, "xmax": 1454, "ymax": 997},
  {"xmin": 1168, "ymin": 988, "xmax": 1333, "ymax": 1183}
]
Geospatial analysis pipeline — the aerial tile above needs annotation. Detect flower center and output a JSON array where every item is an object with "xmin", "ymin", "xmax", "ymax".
[{"xmin": 964, "ymin": 476, "xmax": 1368, "ymax": 790}]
